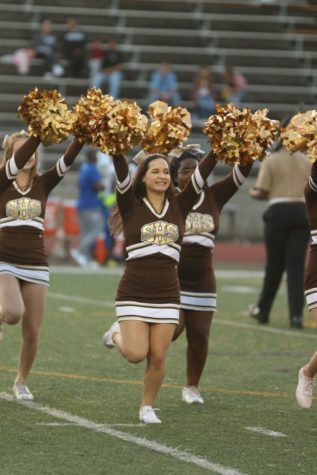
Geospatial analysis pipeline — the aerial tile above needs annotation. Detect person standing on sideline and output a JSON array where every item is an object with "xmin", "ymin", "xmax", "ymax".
[
  {"xmin": 0, "ymin": 131, "xmax": 83, "ymax": 400},
  {"xmin": 91, "ymin": 39, "xmax": 123, "ymax": 98},
  {"xmin": 249, "ymin": 143, "xmax": 311, "ymax": 328},
  {"xmin": 102, "ymin": 148, "xmax": 217, "ymax": 423},
  {"xmin": 71, "ymin": 148, "xmax": 105, "ymax": 268},
  {"xmin": 170, "ymin": 145, "xmax": 252, "ymax": 404},
  {"xmin": 296, "ymin": 158, "xmax": 317, "ymax": 408}
]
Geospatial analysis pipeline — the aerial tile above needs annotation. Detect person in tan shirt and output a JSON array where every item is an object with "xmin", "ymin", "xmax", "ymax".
[{"xmin": 249, "ymin": 144, "xmax": 311, "ymax": 328}]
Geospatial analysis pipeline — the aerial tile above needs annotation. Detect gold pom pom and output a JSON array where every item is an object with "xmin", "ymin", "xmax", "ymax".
[
  {"xmin": 281, "ymin": 110, "xmax": 317, "ymax": 162},
  {"xmin": 203, "ymin": 104, "xmax": 279, "ymax": 166},
  {"xmin": 73, "ymin": 89, "xmax": 148, "ymax": 154},
  {"xmin": 18, "ymin": 87, "xmax": 74, "ymax": 146},
  {"xmin": 142, "ymin": 101, "xmax": 192, "ymax": 155},
  {"xmin": 72, "ymin": 88, "xmax": 112, "ymax": 145}
]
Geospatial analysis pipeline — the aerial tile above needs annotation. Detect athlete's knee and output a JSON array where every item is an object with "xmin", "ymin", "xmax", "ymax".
[
  {"xmin": 188, "ymin": 332, "xmax": 209, "ymax": 350},
  {"xmin": 3, "ymin": 305, "xmax": 24, "ymax": 325},
  {"xmin": 149, "ymin": 352, "xmax": 166, "ymax": 370},
  {"xmin": 125, "ymin": 349, "xmax": 147, "ymax": 364}
]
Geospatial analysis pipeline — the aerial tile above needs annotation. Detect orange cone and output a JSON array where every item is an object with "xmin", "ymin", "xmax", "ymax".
[{"xmin": 95, "ymin": 233, "xmax": 107, "ymax": 264}]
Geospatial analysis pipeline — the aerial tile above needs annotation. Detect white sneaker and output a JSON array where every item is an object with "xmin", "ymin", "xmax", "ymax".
[
  {"xmin": 70, "ymin": 249, "xmax": 89, "ymax": 268},
  {"xmin": 12, "ymin": 383, "xmax": 34, "ymax": 401},
  {"xmin": 182, "ymin": 386, "xmax": 204, "ymax": 404},
  {"xmin": 296, "ymin": 367, "xmax": 315, "ymax": 409},
  {"xmin": 102, "ymin": 321, "xmax": 120, "ymax": 349},
  {"xmin": 139, "ymin": 405, "xmax": 161, "ymax": 424}
]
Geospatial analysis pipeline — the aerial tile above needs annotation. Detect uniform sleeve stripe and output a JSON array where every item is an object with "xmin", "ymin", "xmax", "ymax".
[
  {"xmin": 309, "ymin": 176, "xmax": 317, "ymax": 192},
  {"xmin": 233, "ymin": 165, "xmax": 245, "ymax": 188},
  {"xmin": 191, "ymin": 167, "xmax": 204, "ymax": 194},
  {"xmin": 117, "ymin": 174, "xmax": 131, "ymax": 190},
  {"xmin": 6, "ymin": 155, "xmax": 20, "ymax": 179},
  {"xmin": 57, "ymin": 155, "xmax": 70, "ymax": 176},
  {"xmin": 116, "ymin": 174, "xmax": 131, "ymax": 194}
]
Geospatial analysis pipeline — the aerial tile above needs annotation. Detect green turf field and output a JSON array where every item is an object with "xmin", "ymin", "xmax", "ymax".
[{"xmin": 1, "ymin": 266, "xmax": 317, "ymax": 475}]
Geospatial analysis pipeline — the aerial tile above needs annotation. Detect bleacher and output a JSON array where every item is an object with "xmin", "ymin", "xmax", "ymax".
[{"xmin": 0, "ymin": 0, "xmax": 316, "ymax": 176}]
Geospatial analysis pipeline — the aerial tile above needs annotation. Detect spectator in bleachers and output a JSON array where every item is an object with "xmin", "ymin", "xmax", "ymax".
[
  {"xmin": 91, "ymin": 39, "xmax": 123, "ymax": 98},
  {"xmin": 88, "ymin": 37, "xmax": 105, "ymax": 86},
  {"xmin": 33, "ymin": 19, "xmax": 59, "ymax": 77},
  {"xmin": 221, "ymin": 66, "xmax": 247, "ymax": 107},
  {"xmin": 191, "ymin": 65, "xmax": 216, "ymax": 118},
  {"xmin": 148, "ymin": 63, "xmax": 181, "ymax": 106},
  {"xmin": 62, "ymin": 17, "xmax": 87, "ymax": 78}
]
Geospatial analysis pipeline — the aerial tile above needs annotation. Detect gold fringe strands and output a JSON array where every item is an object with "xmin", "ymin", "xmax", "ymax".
[
  {"xmin": 72, "ymin": 88, "xmax": 113, "ymax": 145},
  {"xmin": 142, "ymin": 100, "xmax": 192, "ymax": 155},
  {"xmin": 281, "ymin": 110, "xmax": 317, "ymax": 162},
  {"xmin": 17, "ymin": 87, "xmax": 74, "ymax": 146},
  {"xmin": 203, "ymin": 103, "xmax": 279, "ymax": 166},
  {"xmin": 72, "ymin": 88, "xmax": 148, "ymax": 154}
]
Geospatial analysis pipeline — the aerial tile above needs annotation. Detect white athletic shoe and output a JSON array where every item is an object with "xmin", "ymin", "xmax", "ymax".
[
  {"xmin": 296, "ymin": 367, "xmax": 315, "ymax": 409},
  {"xmin": 70, "ymin": 249, "xmax": 89, "ymax": 268},
  {"xmin": 182, "ymin": 386, "xmax": 204, "ymax": 404},
  {"xmin": 102, "ymin": 321, "xmax": 120, "ymax": 349},
  {"xmin": 139, "ymin": 405, "xmax": 161, "ymax": 424},
  {"xmin": 12, "ymin": 383, "xmax": 34, "ymax": 401}
]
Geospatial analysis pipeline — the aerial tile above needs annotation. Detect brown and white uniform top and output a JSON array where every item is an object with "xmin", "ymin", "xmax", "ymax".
[
  {"xmin": 304, "ymin": 160, "xmax": 317, "ymax": 310},
  {"xmin": 0, "ymin": 137, "xmax": 82, "ymax": 285},
  {"xmin": 179, "ymin": 163, "xmax": 252, "ymax": 312},
  {"xmin": 113, "ymin": 151, "xmax": 215, "ymax": 324}
]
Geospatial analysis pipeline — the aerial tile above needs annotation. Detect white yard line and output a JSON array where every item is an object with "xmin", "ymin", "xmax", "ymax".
[
  {"xmin": 48, "ymin": 293, "xmax": 317, "ymax": 340},
  {"xmin": 217, "ymin": 319, "xmax": 317, "ymax": 340},
  {"xmin": 245, "ymin": 426, "xmax": 287, "ymax": 438},
  {"xmin": 0, "ymin": 392, "xmax": 246, "ymax": 475},
  {"xmin": 50, "ymin": 266, "xmax": 264, "ymax": 279}
]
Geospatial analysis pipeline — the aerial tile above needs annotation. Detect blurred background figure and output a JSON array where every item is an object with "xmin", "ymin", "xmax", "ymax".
[
  {"xmin": 62, "ymin": 17, "xmax": 87, "ymax": 77},
  {"xmin": 88, "ymin": 37, "xmax": 105, "ymax": 86},
  {"xmin": 91, "ymin": 39, "xmax": 123, "ymax": 97},
  {"xmin": 33, "ymin": 19, "xmax": 62, "ymax": 78},
  {"xmin": 221, "ymin": 65, "xmax": 247, "ymax": 106},
  {"xmin": 191, "ymin": 65, "xmax": 216, "ymax": 119},
  {"xmin": 96, "ymin": 150, "xmax": 117, "ymax": 263},
  {"xmin": 148, "ymin": 63, "xmax": 180, "ymax": 106},
  {"xmin": 71, "ymin": 148, "xmax": 105, "ymax": 269},
  {"xmin": 249, "ymin": 139, "xmax": 311, "ymax": 329}
]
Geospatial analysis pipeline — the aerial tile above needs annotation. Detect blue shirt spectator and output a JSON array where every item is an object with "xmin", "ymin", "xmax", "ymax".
[
  {"xmin": 148, "ymin": 63, "xmax": 181, "ymax": 106},
  {"xmin": 71, "ymin": 149, "xmax": 105, "ymax": 268}
]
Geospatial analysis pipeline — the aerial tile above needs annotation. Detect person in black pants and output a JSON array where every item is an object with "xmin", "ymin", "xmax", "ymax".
[{"xmin": 249, "ymin": 144, "xmax": 311, "ymax": 328}]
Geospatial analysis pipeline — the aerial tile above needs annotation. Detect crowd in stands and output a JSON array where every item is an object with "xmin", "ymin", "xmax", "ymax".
[{"xmin": 7, "ymin": 17, "xmax": 247, "ymax": 116}]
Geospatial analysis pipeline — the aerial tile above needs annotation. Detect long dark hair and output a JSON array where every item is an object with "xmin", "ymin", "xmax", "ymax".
[
  {"xmin": 109, "ymin": 153, "xmax": 175, "ymax": 236},
  {"xmin": 169, "ymin": 149, "xmax": 202, "ymax": 188}
]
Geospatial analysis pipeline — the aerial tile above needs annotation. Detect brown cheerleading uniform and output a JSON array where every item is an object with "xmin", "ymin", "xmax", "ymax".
[
  {"xmin": 304, "ymin": 160, "xmax": 317, "ymax": 310},
  {"xmin": 113, "ymin": 152, "xmax": 215, "ymax": 324},
  {"xmin": 0, "ymin": 137, "xmax": 82, "ymax": 285},
  {"xmin": 179, "ymin": 163, "xmax": 252, "ymax": 311}
]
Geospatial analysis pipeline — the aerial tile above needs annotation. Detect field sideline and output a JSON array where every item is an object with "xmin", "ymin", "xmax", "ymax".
[{"xmin": 1, "ymin": 266, "xmax": 316, "ymax": 475}]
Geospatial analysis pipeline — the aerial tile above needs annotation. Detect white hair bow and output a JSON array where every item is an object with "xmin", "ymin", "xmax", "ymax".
[
  {"xmin": 132, "ymin": 149, "xmax": 149, "ymax": 165},
  {"xmin": 168, "ymin": 143, "xmax": 205, "ymax": 159}
]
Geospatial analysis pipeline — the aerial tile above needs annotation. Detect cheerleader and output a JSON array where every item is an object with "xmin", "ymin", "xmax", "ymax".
[
  {"xmin": 102, "ymin": 148, "xmax": 216, "ymax": 423},
  {"xmin": 169, "ymin": 145, "xmax": 252, "ymax": 404},
  {"xmin": 0, "ymin": 131, "xmax": 83, "ymax": 400},
  {"xmin": 296, "ymin": 158, "xmax": 317, "ymax": 409}
]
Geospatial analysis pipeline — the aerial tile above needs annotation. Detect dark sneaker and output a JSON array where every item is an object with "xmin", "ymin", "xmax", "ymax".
[
  {"xmin": 291, "ymin": 316, "xmax": 303, "ymax": 329},
  {"xmin": 248, "ymin": 304, "xmax": 268, "ymax": 324}
]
